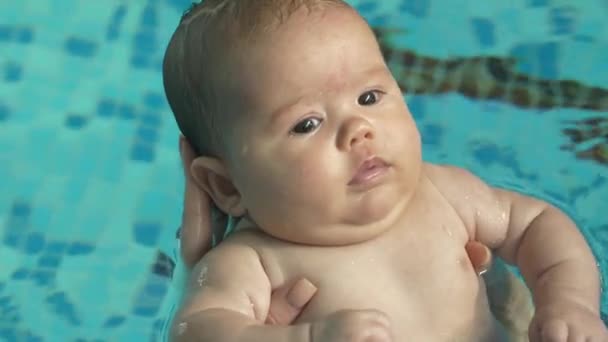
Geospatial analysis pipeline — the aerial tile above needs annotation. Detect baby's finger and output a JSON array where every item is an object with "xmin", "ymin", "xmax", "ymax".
[{"xmin": 179, "ymin": 136, "xmax": 213, "ymax": 269}]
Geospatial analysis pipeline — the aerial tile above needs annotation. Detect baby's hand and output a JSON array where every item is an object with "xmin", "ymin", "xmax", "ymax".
[
  {"xmin": 529, "ymin": 301, "xmax": 608, "ymax": 342},
  {"xmin": 310, "ymin": 309, "xmax": 393, "ymax": 342}
]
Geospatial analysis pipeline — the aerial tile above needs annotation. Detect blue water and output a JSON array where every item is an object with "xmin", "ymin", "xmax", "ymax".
[{"xmin": 0, "ymin": 0, "xmax": 606, "ymax": 340}]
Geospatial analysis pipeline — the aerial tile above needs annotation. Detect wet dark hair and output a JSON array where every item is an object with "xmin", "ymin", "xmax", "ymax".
[{"xmin": 162, "ymin": 0, "xmax": 349, "ymax": 157}]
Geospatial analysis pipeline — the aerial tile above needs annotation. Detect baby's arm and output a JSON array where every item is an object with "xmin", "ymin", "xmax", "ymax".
[
  {"xmin": 426, "ymin": 164, "xmax": 606, "ymax": 339},
  {"xmin": 170, "ymin": 241, "xmax": 311, "ymax": 342}
]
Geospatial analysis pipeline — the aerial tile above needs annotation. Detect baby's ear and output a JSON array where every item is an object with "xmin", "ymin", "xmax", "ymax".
[{"xmin": 190, "ymin": 156, "xmax": 246, "ymax": 217}]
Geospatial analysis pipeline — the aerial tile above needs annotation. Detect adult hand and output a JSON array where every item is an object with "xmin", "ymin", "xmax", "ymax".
[
  {"xmin": 177, "ymin": 136, "xmax": 494, "ymax": 325},
  {"xmin": 178, "ymin": 135, "xmax": 228, "ymax": 269}
]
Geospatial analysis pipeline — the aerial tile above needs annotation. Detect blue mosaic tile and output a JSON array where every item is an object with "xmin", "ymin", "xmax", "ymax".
[
  {"xmin": 132, "ymin": 306, "xmax": 158, "ymax": 318},
  {"xmin": 46, "ymin": 291, "xmax": 81, "ymax": 325},
  {"xmin": 5, "ymin": 215, "xmax": 30, "ymax": 236},
  {"xmin": 139, "ymin": 110, "xmax": 162, "ymax": 127},
  {"xmin": 549, "ymin": 6, "xmax": 577, "ymax": 35},
  {"xmin": 38, "ymin": 254, "xmax": 62, "ymax": 269},
  {"xmin": 133, "ymin": 221, "xmax": 162, "ymax": 247},
  {"xmin": 130, "ymin": 142, "xmax": 156, "ymax": 162},
  {"xmin": 11, "ymin": 201, "xmax": 32, "ymax": 218},
  {"xmin": 470, "ymin": 18, "xmax": 496, "ymax": 47},
  {"xmin": 528, "ymin": 0, "xmax": 549, "ymax": 7},
  {"xmin": 45, "ymin": 241, "xmax": 68, "ymax": 255},
  {"xmin": 11, "ymin": 268, "xmax": 30, "ymax": 281},
  {"xmin": 65, "ymin": 114, "xmax": 88, "ymax": 129},
  {"xmin": 66, "ymin": 242, "xmax": 95, "ymax": 256},
  {"xmin": 0, "ymin": 328, "xmax": 17, "ymax": 342},
  {"xmin": 16, "ymin": 27, "xmax": 34, "ymax": 44},
  {"xmin": 133, "ymin": 30, "xmax": 157, "ymax": 53},
  {"xmin": 368, "ymin": 14, "xmax": 389, "ymax": 26},
  {"xmin": 0, "ymin": 102, "xmax": 9, "ymax": 121},
  {"xmin": 118, "ymin": 103, "xmax": 136, "ymax": 119},
  {"xmin": 64, "ymin": 37, "xmax": 98, "ymax": 58},
  {"xmin": 97, "ymin": 98, "xmax": 116, "ymax": 117},
  {"xmin": 103, "ymin": 315, "xmax": 127, "ymax": 328},
  {"xmin": 143, "ymin": 92, "xmax": 166, "ymax": 109},
  {"xmin": 510, "ymin": 42, "xmax": 560, "ymax": 79},
  {"xmin": 573, "ymin": 34, "xmax": 594, "ymax": 42},
  {"xmin": 107, "ymin": 4, "xmax": 127, "ymax": 41},
  {"xmin": 537, "ymin": 42, "xmax": 559, "ymax": 79},
  {"xmin": 356, "ymin": 1, "xmax": 379, "ymax": 14},
  {"xmin": 136, "ymin": 125, "xmax": 159, "ymax": 144},
  {"xmin": 3, "ymin": 231, "xmax": 23, "ymax": 249},
  {"xmin": 407, "ymin": 96, "xmax": 426, "ymax": 119},
  {"xmin": 31, "ymin": 269, "xmax": 56, "ymax": 287},
  {"xmin": 141, "ymin": 5, "xmax": 159, "ymax": 28},
  {"xmin": 130, "ymin": 53, "xmax": 150, "ymax": 69},
  {"xmin": 4, "ymin": 62, "xmax": 23, "ymax": 82},
  {"xmin": 400, "ymin": 0, "xmax": 430, "ymax": 18},
  {"xmin": 142, "ymin": 276, "xmax": 169, "ymax": 298},
  {"xmin": 473, "ymin": 143, "xmax": 506, "ymax": 166},
  {"xmin": 0, "ymin": 25, "xmax": 13, "ymax": 41},
  {"xmin": 24, "ymin": 232, "xmax": 46, "ymax": 254},
  {"xmin": 421, "ymin": 123, "xmax": 443, "ymax": 146}
]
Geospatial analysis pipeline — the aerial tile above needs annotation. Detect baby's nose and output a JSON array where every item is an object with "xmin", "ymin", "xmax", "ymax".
[{"xmin": 339, "ymin": 117, "xmax": 375, "ymax": 151}]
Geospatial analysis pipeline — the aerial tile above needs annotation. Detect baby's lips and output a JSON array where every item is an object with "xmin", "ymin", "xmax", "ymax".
[{"xmin": 349, "ymin": 156, "xmax": 390, "ymax": 185}]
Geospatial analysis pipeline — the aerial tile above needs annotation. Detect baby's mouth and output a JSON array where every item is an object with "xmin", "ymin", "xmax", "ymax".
[{"xmin": 348, "ymin": 156, "xmax": 391, "ymax": 187}]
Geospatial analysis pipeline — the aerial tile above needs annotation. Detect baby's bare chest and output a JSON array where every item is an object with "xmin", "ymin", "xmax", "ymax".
[{"xmin": 258, "ymin": 219, "xmax": 499, "ymax": 340}]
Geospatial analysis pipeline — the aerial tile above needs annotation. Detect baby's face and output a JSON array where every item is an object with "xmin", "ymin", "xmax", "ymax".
[{"xmin": 224, "ymin": 5, "xmax": 422, "ymax": 245}]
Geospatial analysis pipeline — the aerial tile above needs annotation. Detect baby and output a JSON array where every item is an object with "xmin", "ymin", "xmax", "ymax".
[{"xmin": 162, "ymin": 1, "xmax": 607, "ymax": 341}]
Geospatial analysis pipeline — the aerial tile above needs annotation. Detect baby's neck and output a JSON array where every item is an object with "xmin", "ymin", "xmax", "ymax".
[{"xmin": 231, "ymin": 172, "xmax": 429, "ymax": 246}]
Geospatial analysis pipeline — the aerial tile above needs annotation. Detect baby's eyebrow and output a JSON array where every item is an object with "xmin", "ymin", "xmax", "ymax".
[
  {"xmin": 359, "ymin": 65, "xmax": 391, "ymax": 81},
  {"xmin": 269, "ymin": 96, "xmax": 306, "ymax": 126},
  {"xmin": 268, "ymin": 65, "xmax": 389, "ymax": 126}
]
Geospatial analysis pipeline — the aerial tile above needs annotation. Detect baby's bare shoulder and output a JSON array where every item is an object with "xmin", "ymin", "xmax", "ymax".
[{"xmin": 423, "ymin": 163, "xmax": 496, "ymax": 202}]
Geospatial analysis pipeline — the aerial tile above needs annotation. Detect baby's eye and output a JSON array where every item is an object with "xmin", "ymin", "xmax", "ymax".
[
  {"xmin": 357, "ymin": 90, "xmax": 383, "ymax": 106},
  {"xmin": 291, "ymin": 117, "xmax": 322, "ymax": 135}
]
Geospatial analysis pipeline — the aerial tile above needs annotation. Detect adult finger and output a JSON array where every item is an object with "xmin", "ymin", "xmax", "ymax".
[
  {"xmin": 266, "ymin": 278, "xmax": 318, "ymax": 325},
  {"xmin": 465, "ymin": 241, "xmax": 492, "ymax": 275},
  {"xmin": 179, "ymin": 136, "xmax": 213, "ymax": 269}
]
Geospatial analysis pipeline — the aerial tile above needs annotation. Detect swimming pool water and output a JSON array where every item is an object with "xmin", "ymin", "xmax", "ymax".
[{"xmin": 0, "ymin": 0, "xmax": 606, "ymax": 340}]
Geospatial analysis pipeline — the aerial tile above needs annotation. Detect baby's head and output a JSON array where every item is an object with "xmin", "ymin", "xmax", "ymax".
[{"xmin": 163, "ymin": 0, "xmax": 423, "ymax": 246}]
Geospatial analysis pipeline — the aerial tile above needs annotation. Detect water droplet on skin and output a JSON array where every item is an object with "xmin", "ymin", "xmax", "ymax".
[
  {"xmin": 177, "ymin": 322, "xmax": 188, "ymax": 335},
  {"xmin": 475, "ymin": 210, "xmax": 482, "ymax": 219},
  {"xmin": 197, "ymin": 265, "xmax": 208, "ymax": 286},
  {"xmin": 500, "ymin": 211, "xmax": 507, "ymax": 223},
  {"xmin": 441, "ymin": 224, "xmax": 453, "ymax": 237}
]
